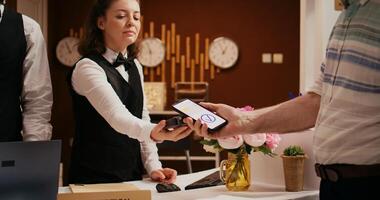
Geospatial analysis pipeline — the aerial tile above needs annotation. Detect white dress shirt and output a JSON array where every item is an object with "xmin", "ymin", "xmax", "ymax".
[
  {"xmin": 71, "ymin": 48, "xmax": 162, "ymax": 174},
  {"xmin": 0, "ymin": 5, "xmax": 53, "ymax": 141}
]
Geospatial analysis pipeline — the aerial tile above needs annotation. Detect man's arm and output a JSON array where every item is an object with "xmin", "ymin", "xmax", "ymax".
[
  {"xmin": 247, "ymin": 92, "xmax": 321, "ymax": 134},
  {"xmin": 244, "ymin": 60, "xmax": 324, "ymax": 135},
  {"xmin": 21, "ymin": 15, "xmax": 53, "ymax": 141},
  {"xmin": 188, "ymin": 92, "xmax": 321, "ymax": 138}
]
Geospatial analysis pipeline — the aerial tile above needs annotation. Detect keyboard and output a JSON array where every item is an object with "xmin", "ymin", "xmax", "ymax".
[{"xmin": 184, "ymin": 171, "xmax": 224, "ymax": 190}]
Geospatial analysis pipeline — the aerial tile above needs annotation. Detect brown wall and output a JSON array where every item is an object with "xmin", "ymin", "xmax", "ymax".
[
  {"xmin": 48, "ymin": 0, "xmax": 299, "ymax": 185},
  {"xmin": 48, "ymin": 0, "xmax": 94, "ymax": 186},
  {"xmin": 140, "ymin": 0, "xmax": 300, "ymax": 108},
  {"xmin": 6, "ymin": 0, "xmax": 17, "ymax": 10}
]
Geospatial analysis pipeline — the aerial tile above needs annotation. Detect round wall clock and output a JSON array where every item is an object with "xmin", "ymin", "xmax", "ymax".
[
  {"xmin": 56, "ymin": 37, "xmax": 81, "ymax": 67},
  {"xmin": 209, "ymin": 37, "xmax": 239, "ymax": 69},
  {"xmin": 137, "ymin": 37, "xmax": 165, "ymax": 67}
]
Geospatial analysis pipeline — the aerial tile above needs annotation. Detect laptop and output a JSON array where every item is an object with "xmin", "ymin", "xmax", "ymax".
[{"xmin": 0, "ymin": 140, "xmax": 61, "ymax": 200}]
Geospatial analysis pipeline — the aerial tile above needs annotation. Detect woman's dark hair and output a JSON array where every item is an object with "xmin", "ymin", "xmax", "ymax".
[{"xmin": 79, "ymin": 0, "xmax": 139, "ymax": 58}]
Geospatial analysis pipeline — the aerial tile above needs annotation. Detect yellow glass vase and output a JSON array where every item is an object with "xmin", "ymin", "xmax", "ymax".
[{"xmin": 220, "ymin": 149, "xmax": 251, "ymax": 191}]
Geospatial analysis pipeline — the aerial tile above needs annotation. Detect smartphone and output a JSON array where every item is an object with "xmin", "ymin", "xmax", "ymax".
[
  {"xmin": 164, "ymin": 116, "xmax": 186, "ymax": 131},
  {"xmin": 172, "ymin": 99, "xmax": 228, "ymax": 132}
]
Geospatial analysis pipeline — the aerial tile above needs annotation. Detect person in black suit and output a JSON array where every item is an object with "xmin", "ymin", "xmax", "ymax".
[
  {"xmin": 0, "ymin": 0, "xmax": 53, "ymax": 142},
  {"xmin": 68, "ymin": 0, "xmax": 192, "ymax": 184}
]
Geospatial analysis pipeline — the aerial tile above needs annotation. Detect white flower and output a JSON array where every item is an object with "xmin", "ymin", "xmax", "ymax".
[
  {"xmin": 243, "ymin": 134, "xmax": 266, "ymax": 147},
  {"xmin": 218, "ymin": 135, "xmax": 244, "ymax": 149},
  {"xmin": 203, "ymin": 144, "xmax": 219, "ymax": 153}
]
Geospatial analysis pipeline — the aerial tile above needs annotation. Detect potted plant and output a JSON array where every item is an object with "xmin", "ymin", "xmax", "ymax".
[{"xmin": 281, "ymin": 145, "xmax": 307, "ymax": 192}]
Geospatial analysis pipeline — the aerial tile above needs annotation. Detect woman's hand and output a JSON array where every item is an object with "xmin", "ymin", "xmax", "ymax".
[
  {"xmin": 150, "ymin": 118, "xmax": 192, "ymax": 142},
  {"xmin": 150, "ymin": 168, "xmax": 177, "ymax": 184}
]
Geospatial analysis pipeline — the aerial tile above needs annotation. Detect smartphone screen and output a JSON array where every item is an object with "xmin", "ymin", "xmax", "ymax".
[{"xmin": 172, "ymin": 99, "xmax": 227, "ymax": 131}]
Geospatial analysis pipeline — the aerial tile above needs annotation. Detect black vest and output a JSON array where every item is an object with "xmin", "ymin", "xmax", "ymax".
[
  {"xmin": 0, "ymin": 7, "xmax": 26, "ymax": 142},
  {"xmin": 68, "ymin": 54, "xmax": 144, "ymax": 184}
]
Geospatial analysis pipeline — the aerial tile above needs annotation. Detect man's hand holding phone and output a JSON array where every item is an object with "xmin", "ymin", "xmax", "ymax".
[
  {"xmin": 172, "ymin": 99, "xmax": 228, "ymax": 134},
  {"xmin": 183, "ymin": 102, "xmax": 249, "ymax": 139}
]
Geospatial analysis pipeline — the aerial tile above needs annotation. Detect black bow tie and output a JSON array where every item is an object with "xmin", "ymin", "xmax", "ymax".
[
  {"xmin": 111, "ymin": 52, "xmax": 144, "ymax": 117},
  {"xmin": 112, "ymin": 52, "xmax": 134, "ymax": 70}
]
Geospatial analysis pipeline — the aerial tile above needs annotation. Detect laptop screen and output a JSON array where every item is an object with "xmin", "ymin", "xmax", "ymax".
[{"xmin": 0, "ymin": 140, "xmax": 61, "ymax": 200}]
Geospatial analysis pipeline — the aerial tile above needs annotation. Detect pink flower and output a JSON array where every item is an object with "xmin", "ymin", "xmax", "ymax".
[
  {"xmin": 217, "ymin": 135, "xmax": 244, "ymax": 149},
  {"xmin": 266, "ymin": 133, "xmax": 281, "ymax": 150},
  {"xmin": 243, "ymin": 134, "xmax": 266, "ymax": 147},
  {"xmin": 237, "ymin": 106, "xmax": 254, "ymax": 112}
]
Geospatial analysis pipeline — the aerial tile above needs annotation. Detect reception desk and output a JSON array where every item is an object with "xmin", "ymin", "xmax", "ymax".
[{"xmin": 59, "ymin": 168, "xmax": 318, "ymax": 200}]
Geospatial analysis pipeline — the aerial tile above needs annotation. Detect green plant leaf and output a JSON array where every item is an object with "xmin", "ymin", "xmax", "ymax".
[{"xmin": 283, "ymin": 145, "xmax": 305, "ymax": 156}]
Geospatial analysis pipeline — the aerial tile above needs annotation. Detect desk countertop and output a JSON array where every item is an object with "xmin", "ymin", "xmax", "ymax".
[
  {"xmin": 59, "ymin": 168, "xmax": 318, "ymax": 200},
  {"xmin": 149, "ymin": 110, "xmax": 178, "ymax": 115}
]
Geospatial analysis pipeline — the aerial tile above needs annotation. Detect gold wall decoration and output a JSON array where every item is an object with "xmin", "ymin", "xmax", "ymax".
[
  {"xmin": 149, "ymin": 22, "xmax": 154, "ymax": 37},
  {"xmin": 186, "ymin": 37, "xmax": 191, "ymax": 68},
  {"xmin": 67, "ymin": 27, "xmax": 84, "ymax": 39},
  {"xmin": 176, "ymin": 35, "xmax": 180, "ymax": 63},
  {"xmin": 191, "ymin": 59, "xmax": 195, "ymax": 84},
  {"xmin": 181, "ymin": 55, "xmax": 186, "ymax": 82},
  {"xmin": 195, "ymin": 33, "xmax": 200, "ymax": 65},
  {"xmin": 144, "ymin": 82, "xmax": 167, "ymax": 111},
  {"xmin": 150, "ymin": 68, "xmax": 154, "ymax": 82},
  {"xmin": 210, "ymin": 63, "xmax": 215, "ymax": 80},
  {"xmin": 166, "ymin": 30, "xmax": 171, "ymax": 61},
  {"xmin": 171, "ymin": 57, "xmax": 176, "ymax": 88},
  {"xmin": 171, "ymin": 23, "xmax": 176, "ymax": 54},
  {"xmin": 205, "ymin": 38, "xmax": 210, "ymax": 70},
  {"xmin": 141, "ymin": 19, "xmax": 227, "ymax": 94},
  {"xmin": 161, "ymin": 60, "xmax": 166, "ymax": 82},
  {"xmin": 200, "ymin": 53, "xmax": 204, "ymax": 82}
]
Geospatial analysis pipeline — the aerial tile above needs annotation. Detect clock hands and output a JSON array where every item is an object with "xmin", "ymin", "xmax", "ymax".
[
  {"xmin": 148, "ymin": 46, "xmax": 152, "ymax": 55},
  {"xmin": 64, "ymin": 41, "xmax": 72, "ymax": 54},
  {"xmin": 218, "ymin": 43, "xmax": 228, "ymax": 55},
  {"xmin": 222, "ymin": 46, "xmax": 227, "ymax": 55},
  {"xmin": 144, "ymin": 43, "xmax": 153, "ymax": 63}
]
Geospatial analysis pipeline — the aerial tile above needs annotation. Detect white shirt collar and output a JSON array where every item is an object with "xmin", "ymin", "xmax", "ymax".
[
  {"xmin": 0, "ymin": 4, "xmax": 4, "ymax": 23},
  {"xmin": 102, "ymin": 47, "xmax": 129, "ymax": 64}
]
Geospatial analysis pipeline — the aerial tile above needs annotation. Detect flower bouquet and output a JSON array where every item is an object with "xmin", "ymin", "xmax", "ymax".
[
  {"xmin": 201, "ymin": 133, "xmax": 281, "ymax": 156},
  {"xmin": 200, "ymin": 106, "xmax": 281, "ymax": 191},
  {"xmin": 200, "ymin": 106, "xmax": 281, "ymax": 156}
]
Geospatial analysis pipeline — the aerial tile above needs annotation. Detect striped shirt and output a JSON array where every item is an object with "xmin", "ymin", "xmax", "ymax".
[{"xmin": 308, "ymin": 0, "xmax": 380, "ymax": 165}]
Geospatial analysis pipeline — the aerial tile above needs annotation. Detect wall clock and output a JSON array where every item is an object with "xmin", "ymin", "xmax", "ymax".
[
  {"xmin": 137, "ymin": 37, "xmax": 165, "ymax": 67},
  {"xmin": 209, "ymin": 37, "xmax": 239, "ymax": 69},
  {"xmin": 56, "ymin": 36, "xmax": 81, "ymax": 67}
]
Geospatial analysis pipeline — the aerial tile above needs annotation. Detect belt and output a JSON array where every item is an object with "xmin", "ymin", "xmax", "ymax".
[{"xmin": 315, "ymin": 163, "xmax": 380, "ymax": 182}]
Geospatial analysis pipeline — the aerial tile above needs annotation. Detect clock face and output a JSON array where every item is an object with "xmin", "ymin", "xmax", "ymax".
[
  {"xmin": 137, "ymin": 37, "xmax": 165, "ymax": 67},
  {"xmin": 209, "ymin": 37, "xmax": 239, "ymax": 69},
  {"xmin": 56, "ymin": 37, "xmax": 81, "ymax": 67}
]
